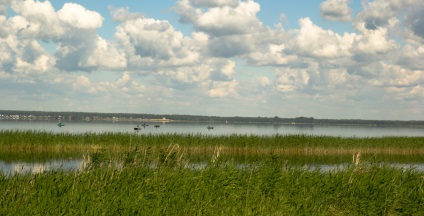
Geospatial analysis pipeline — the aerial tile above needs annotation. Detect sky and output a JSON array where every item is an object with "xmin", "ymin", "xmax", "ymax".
[{"xmin": 0, "ymin": 0, "xmax": 423, "ymax": 120}]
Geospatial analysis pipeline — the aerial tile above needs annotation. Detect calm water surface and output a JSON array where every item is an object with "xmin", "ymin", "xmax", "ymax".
[
  {"xmin": 1, "ymin": 120, "xmax": 423, "ymax": 137},
  {"xmin": 2, "ymin": 159, "xmax": 424, "ymax": 176}
]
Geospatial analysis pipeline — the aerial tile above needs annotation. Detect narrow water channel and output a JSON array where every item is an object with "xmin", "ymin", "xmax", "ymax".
[
  {"xmin": 2, "ymin": 159, "xmax": 424, "ymax": 176},
  {"xmin": 0, "ymin": 159, "xmax": 86, "ymax": 176}
]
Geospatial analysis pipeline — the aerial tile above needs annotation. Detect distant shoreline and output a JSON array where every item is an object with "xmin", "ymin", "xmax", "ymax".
[{"xmin": 1, "ymin": 110, "xmax": 424, "ymax": 127}]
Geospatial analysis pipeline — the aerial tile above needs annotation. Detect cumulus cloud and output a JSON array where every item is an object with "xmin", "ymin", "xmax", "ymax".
[
  {"xmin": 352, "ymin": 26, "xmax": 397, "ymax": 61},
  {"xmin": 108, "ymin": 6, "xmax": 144, "ymax": 22},
  {"xmin": 1, "ymin": 0, "xmax": 424, "ymax": 118},
  {"xmin": 0, "ymin": 0, "xmax": 12, "ymax": 15},
  {"xmin": 291, "ymin": 18, "xmax": 355, "ymax": 59},
  {"xmin": 57, "ymin": 3, "xmax": 103, "ymax": 29},
  {"xmin": 80, "ymin": 36, "xmax": 126, "ymax": 70},
  {"xmin": 59, "ymin": 72, "xmax": 145, "ymax": 97},
  {"xmin": 190, "ymin": 0, "xmax": 240, "ymax": 8},
  {"xmin": 320, "ymin": 0, "xmax": 352, "ymax": 22},
  {"xmin": 54, "ymin": 29, "xmax": 125, "ymax": 71},
  {"xmin": 404, "ymin": 5, "xmax": 424, "ymax": 40},
  {"xmin": 256, "ymin": 76, "xmax": 271, "ymax": 87},
  {"xmin": 208, "ymin": 80, "xmax": 238, "ymax": 97},
  {"xmin": 0, "ymin": 41, "xmax": 15, "ymax": 72},
  {"xmin": 275, "ymin": 67, "xmax": 310, "ymax": 93},
  {"xmin": 10, "ymin": 0, "xmax": 65, "ymax": 39},
  {"xmin": 356, "ymin": 0, "xmax": 422, "ymax": 31},
  {"xmin": 0, "ymin": 34, "xmax": 56, "ymax": 75},
  {"xmin": 175, "ymin": 0, "xmax": 289, "ymax": 62},
  {"xmin": 175, "ymin": 0, "xmax": 262, "ymax": 36},
  {"xmin": 115, "ymin": 16, "xmax": 199, "ymax": 69},
  {"xmin": 396, "ymin": 45, "xmax": 424, "ymax": 70},
  {"xmin": 4, "ymin": 0, "xmax": 126, "ymax": 72}
]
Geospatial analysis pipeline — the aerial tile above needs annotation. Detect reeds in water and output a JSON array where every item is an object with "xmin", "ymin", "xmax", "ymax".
[{"xmin": 1, "ymin": 148, "xmax": 424, "ymax": 215}]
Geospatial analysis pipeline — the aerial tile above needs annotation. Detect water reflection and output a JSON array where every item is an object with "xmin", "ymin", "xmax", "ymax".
[
  {"xmin": 0, "ymin": 159, "xmax": 85, "ymax": 176},
  {"xmin": 2, "ymin": 159, "xmax": 424, "ymax": 176}
]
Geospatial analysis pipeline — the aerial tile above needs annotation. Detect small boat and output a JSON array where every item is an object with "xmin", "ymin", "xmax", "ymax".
[
  {"xmin": 134, "ymin": 125, "xmax": 141, "ymax": 132},
  {"xmin": 207, "ymin": 126, "xmax": 214, "ymax": 130},
  {"xmin": 57, "ymin": 123, "xmax": 65, "ymax": 127},
  {"xmin": 154, "ymin": 125, "xmax": 160, "ymax": 128}
]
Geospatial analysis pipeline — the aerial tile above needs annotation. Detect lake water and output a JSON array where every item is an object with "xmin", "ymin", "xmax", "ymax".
[
  {"xmin": 2, "ymin": 158, "xmax": 424, "ymax": 176},
  {"xmin": 0, "ymin": 120, "xmax": 423, "ymax": 137},
  {"xmin": 1, "ymin": 120, "xmax": 423, "ymax": 175}
]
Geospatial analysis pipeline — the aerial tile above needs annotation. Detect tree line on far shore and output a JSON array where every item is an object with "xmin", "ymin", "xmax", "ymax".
[{"xmin": 0, "ymin": 110, "xmax": 423, "ymax": 127}]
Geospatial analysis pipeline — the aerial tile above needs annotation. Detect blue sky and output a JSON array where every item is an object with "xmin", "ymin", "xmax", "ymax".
[{"xmin": 0, "ymin": 0, "xmax": 423, "ymax": 120}]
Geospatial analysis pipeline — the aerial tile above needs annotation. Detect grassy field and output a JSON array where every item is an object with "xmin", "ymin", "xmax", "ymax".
[{"xmin": 1, "ymin": 130, "xmax": 424, "ymax": 215}]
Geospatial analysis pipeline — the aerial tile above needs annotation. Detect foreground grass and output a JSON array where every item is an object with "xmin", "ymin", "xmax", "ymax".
[
  {"xmin": 1, "ymin": 130, "xmax": 424, "ymax": 214},
  {"xmin": 1, "ymin": 159, "xmax": 424, "ymax": 215}
]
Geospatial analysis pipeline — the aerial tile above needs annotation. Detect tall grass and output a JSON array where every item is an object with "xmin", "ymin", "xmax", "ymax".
[
  {"xmin": 1, "ymin": 130, "xmax": 423, "ymax": 163},
  {"xmin": 1, "ymin": 153, "xmax": 423, "ymax": 215},
  {"xmin": 1, "ymin": 132, "xmax": 424, "ymax": 215},
  {"xmin": 1, "ymin": 130, "xmax": 423, "ymax": 149}
]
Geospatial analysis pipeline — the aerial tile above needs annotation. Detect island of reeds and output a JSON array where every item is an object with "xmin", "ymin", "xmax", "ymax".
[{"xmin": 1, "ymin": 130, "xmax": 424, "ymax": 215}]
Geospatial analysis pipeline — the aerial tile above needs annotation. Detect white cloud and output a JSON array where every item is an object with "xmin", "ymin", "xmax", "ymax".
[
  {"xmin": 0, "ymin": 0, "xmax": 12, "ymax": 15},
  {"xmin": 57, "ymin": 3, "xmax": 103, "ymax": 29},
  {"xmin": 291, "ymin": 18, "xmax": 355, "ymax": 59},
  {"xmin": 108, "ymin": 6, "xmax": 144, "ymax": 22},
  {"xmin": 82, "ymin": 36, "xmax": 126, "ymax": 70},
  {"xmin": 10, "ymin": 0, "xmax": 64, "ymax": 39},
  {"xmin": 208, "ymin": 80, "xmax": 238, "ymax": 97},
  {"xmin": 0, "ymin": 41, "xmax": 15, "ymax": 72},
  {"xmin": 4, "ymin": 1, "xmax": 121, "ymax": 72},
  {"xmin": 190, "ymin": 0, "xmax": 240, "ymax": 8},
  {"xmin": 368, "ymin": 63, "xmax": 424, "ymax": 88},
  {"xmin": 275, "ymin": 67, "xmax": 310, "ymax": 93},
  {"xmin": 115, "ymin": 17, "xmax": 199, "ymax": 69},
  {"xmin": 221, "ymin": 60, "xmax": 235, "ymax": 76},
  {"xmin": 0, "ymin": 35, "xmax": 56, "ymax": 75},
  {"xmin": 356, "ymin": 0, "xmax": 422, "ymax": 32},
  {"xmin": 176, "ymin": 0, "xmax": 261, "ymax": 36},
  {"xmin": 353, "ymin": 26, "xmax": 397, "ymax": 61},
  {"xmin": 61, "ymin": 72, "xmax": 146, "ymax": 97},
  {"xmin": 256, "ymin": 76, "xmax": 271, "ymax": 86},
  {"xmin": 1, "ymin": 0, "xmax": 424, "ymax": 119},
  {"xmin": 397, "ymin": 44, "xmax": 424, "ymax": 70},
  {"xmin": 320, "ymin": 0, "xmax": 352, "ymax": 22}
]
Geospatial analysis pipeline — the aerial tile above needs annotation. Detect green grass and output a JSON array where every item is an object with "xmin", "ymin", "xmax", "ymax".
[
  {"xmin": 1, "ymin": 130, "xmax": 424, "ymax": 215},
  {"xmin": 1, "ymin": 130, "xmax": 424, "ymax": 148},
  {"xmin": 1, "ymin": 130, "xmax": 424, "ymax": 163},
  {"xmin": 1, "ymin": 156, "xmax": 424, "ymax": 215}
]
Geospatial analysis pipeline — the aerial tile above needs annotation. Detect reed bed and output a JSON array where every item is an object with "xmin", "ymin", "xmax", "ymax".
[
  {"xmin": 1, "ymin": 130, "xmax": 423, "ymax": 159},
  {"xmin": 1, "ymin": 153, "xmax": 424, "ymax": 215},
  {"xmin": 1, "ymin": 131, "xmax": 424, "ymax": 215}
]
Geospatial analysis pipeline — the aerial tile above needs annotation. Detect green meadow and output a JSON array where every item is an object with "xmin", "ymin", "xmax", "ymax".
[{"xmin": 1, "ymin": 130, "xmax": 424, "ymax": 215}]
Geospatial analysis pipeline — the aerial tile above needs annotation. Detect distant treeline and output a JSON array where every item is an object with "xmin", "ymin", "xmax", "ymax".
[{"xmin": 1, "ymin": 110, "xmax": 423, "ymax": 127}]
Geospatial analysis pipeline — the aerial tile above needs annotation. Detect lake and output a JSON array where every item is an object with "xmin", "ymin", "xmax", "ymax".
[{"xmin": 0, "ymin": 119, "xmax": 423, "ymax": 137}]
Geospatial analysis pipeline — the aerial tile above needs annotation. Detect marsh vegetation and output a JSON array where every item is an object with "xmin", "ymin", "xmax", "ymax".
[{"xmin": 1, "ymin": 130, "xmax": 424, "ymax": 214}]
